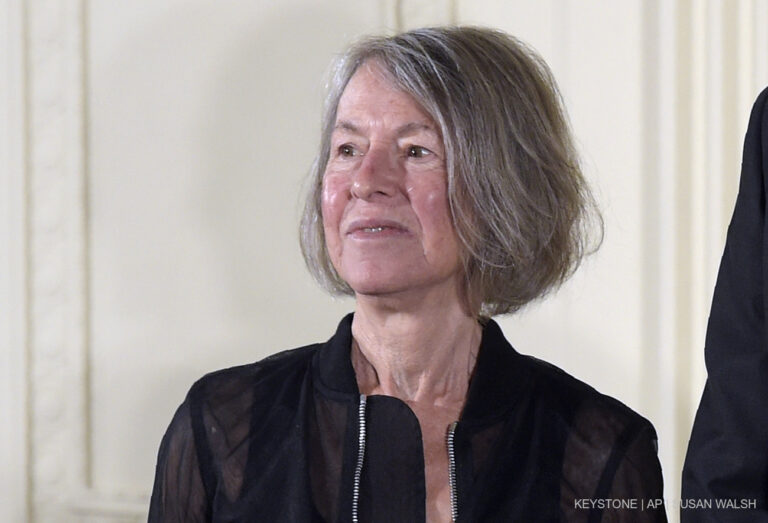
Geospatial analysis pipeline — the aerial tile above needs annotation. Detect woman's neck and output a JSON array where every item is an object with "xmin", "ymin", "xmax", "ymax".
[{"xmin": 350, "ymin": 290, "xmax": 481, "ymax": 405}]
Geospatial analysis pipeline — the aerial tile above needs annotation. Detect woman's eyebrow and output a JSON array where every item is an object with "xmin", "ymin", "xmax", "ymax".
[
  {"xmin": 333, "ymin": 120, "xmax": 361, "ymax": 134},
  {"xmin": 332, "ymin": 120, "xmax": 438, "ymax": 138},
  {"xmin": 395, "ymin": 122, "xmax": 439, "ymax": 138}
]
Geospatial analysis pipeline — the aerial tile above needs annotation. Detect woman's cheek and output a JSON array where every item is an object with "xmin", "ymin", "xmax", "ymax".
[
  {"xmin": 321, "ymin": 176, "xmax": 347, "ymax": 221},
  {"xmin": 408, "ymin": 179, "xmax": 451, "ymax": 217},
  {"xmin": 321, "ymin": 174, "xmax": 349, "ymax": 259}
]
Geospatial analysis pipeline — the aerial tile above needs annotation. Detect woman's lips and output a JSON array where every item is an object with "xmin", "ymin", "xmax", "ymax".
[{"xmin": 345, "ymin": 219, "xmax": 410, "ymax": 239}]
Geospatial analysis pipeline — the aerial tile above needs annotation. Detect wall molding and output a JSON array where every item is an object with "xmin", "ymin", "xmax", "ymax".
[
  {"xmin": 26, "ymin": 0, "xmax": 91, "ymax": 520},
  {"xmin": 68, "ymin": 490, "xmax": 146, "ymax": 522},
  {"xmin": 0, "ymin": 0, "xmax": 30, "ymax": 520},
  {"xmin": 639, "ymin": 0, "xmax": 685, "ymax": 506}
]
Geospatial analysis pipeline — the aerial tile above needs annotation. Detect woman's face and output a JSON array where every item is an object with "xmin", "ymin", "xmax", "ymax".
[{"xmin": 321, "ymin": 62, "xmax": 462, "ymax": 300}]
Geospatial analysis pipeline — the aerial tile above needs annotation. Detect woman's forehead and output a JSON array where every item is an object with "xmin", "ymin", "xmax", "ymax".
[{"xmin": 335, "ymin": 63, "xmax": 439, "ymax": 133}]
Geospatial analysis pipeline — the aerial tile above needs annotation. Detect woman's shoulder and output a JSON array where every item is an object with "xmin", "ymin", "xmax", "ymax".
[
  {"xmin": 163, "ymin": 344, "xmax": 322, "ymax": 464},
  {"xmin": 516, "ymin": 352, "xmax": 658, "ymax": 454},
  {"xmin": 187, "ymin": 343, "xmax": 321, "ymax": 409},
  {"xmin": 150, "ymin": 343, "xmax": 324, "ymax": 518},
  {"xmin": 517, "ymin": 354, "xmax": 664, "ymax": 517}
]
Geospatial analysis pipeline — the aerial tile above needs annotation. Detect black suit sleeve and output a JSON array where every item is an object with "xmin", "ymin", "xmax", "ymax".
[{"xmin": 681, "ymin": 87, "xmax": 768, "ymax": 521}]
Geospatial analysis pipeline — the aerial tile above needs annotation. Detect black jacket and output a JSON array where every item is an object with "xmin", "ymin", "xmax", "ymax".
[
  {"xmin": 149, "ymin": 314, "xmax": 666, "ymax": 521},
  {"xmin": 682, "ymin": 87, "xmax": 768, "ymax": 520}
]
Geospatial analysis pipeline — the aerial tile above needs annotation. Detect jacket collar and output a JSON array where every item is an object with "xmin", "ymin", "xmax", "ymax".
[{"xmin": 312, "ymin": 313, "xmax": 531, "ymax": 425}]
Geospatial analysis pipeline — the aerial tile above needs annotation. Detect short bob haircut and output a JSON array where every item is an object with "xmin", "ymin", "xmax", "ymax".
[{"xmin": 300, "ymin": 26, "xmax": 602, "ymax": 317}]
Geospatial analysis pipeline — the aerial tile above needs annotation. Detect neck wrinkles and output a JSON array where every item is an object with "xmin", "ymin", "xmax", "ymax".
[{"xmin": 350, "ymin": 298, "xmax": 481, "ymax": 404}]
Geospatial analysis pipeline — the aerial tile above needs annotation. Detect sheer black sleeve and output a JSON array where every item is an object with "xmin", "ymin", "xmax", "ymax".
[
  {"xmin": 147, "ymin": 366, "xmax": 262, "ymax": 522},
  {"xmin": 561, "ymin": 400, "xmax": 666, "ymax": 522},
  {"xmin": 148, "ymin": 395, "xmax": 211, "ymax": 522},
  {"xmin": 601, "ymin": 422, "xmax": 666, "ymax": 521}
]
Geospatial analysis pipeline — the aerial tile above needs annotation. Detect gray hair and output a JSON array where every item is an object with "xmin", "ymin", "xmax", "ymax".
[{"xmin": 300, "ymin": 26, "xmax": 602, "ymax": 317}]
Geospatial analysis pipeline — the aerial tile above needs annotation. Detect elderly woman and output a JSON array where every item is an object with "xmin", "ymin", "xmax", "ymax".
[{"xmin": 149, "ymin": 27, "xmax": 665, "ymax": 522}]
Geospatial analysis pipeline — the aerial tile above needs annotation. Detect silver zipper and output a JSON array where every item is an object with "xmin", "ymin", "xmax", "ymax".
[
  {"xmin": 352, "ymin": 394, "xmax": 367, "ymax": 523},
  {"xmin": 447, "ymin": 421, "xmax": 459, "ymax": 522},
  {"xmin": 351, "ymin": 399, "xmax": 459, "ymax": 521}
]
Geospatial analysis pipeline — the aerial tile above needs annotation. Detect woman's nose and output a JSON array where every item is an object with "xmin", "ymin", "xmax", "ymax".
[{"xmin": 350, "ymin": 146, "xmax": 398, "ymax": 200}]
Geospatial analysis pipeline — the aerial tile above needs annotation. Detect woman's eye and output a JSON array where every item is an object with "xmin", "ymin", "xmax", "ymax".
[
  {"xmin": 338, "ymin": 144, "xmax": 356, "ymax": 157},
  {"xmin": 407, "ymin": 145, "xmax": 431, "ymax": 158}
]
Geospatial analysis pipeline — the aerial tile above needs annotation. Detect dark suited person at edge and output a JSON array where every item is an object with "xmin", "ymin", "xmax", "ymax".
[{"xmin": 682, "ymin": 88, "xmax": 768, "ymax": 521}]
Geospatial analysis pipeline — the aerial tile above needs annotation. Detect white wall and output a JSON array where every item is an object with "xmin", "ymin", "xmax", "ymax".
[{"xmin": 3, "ymin": 1, "xmax": 767, "ymax": 521}]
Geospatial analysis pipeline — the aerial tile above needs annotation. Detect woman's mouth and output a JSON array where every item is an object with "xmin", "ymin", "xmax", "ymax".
[{"xmin": 346, "ymin": 220, "xmax": 410, "ymax": 239}]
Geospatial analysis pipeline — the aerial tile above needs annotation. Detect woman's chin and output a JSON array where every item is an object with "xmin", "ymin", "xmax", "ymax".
[
  {"xmin": 347, "ymin": 279, "xmax": 410, "ymax": 298},
  {"xmin": 340, "ymin": 265, "xmax": 411, "ymax": 294},
  {"xmin": 346, "ymin": 277, "xmax": 460, "ymax": 304}
]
